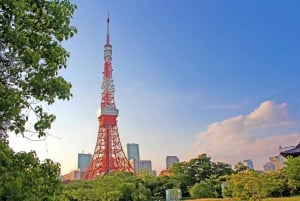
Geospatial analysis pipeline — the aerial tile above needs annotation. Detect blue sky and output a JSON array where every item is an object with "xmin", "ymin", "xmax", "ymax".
[{"xmin": 9, "ymin": 0, "xmax": 300, "ymax": 174}]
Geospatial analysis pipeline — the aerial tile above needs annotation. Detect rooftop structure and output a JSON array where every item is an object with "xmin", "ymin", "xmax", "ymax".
[{"xmin": 280, "ymin": 142, "xmax": 300, "ymax": 158}]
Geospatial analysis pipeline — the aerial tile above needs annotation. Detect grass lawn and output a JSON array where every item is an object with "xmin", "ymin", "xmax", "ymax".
[{"xmin": 185, "ymin": 195, "xmax": 300, "ymax": 201}]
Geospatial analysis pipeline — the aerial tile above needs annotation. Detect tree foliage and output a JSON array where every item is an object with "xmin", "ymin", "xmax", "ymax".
[
  {"xmin": 61, "ymin": 155, "xmax": 300, "ymax": 200},
  {"xmin": 63, "ymin": 171, "xmax": 152, "ymax": 201},
  {"xmin": 225, "ymin": 170, "xmax": 263, "ymax": 201},
  {"xmin": 189, "ymin": 174, "xmax": 222, "ymax": 199},
  {"xmin": 284, "ymin": 156, "xmax": 300, "ymax": 194},
  {"xmin": 224, "ymin": 170, "xmax": 290, "ymax": 201},
  {"xmin": 151, "ymin": 175, "xmax": 179, "ymax": 200},
  {"xmin": 234, "ymin": 161, "xmax": 250, "ymax": 173},
  {"xmin": 189, "ymin": 180, "xmax": 215, "ymax": 199},
  {"xmin": 0, "ymin": 140, "xmax": 62, "ymax": 200},
  {"xmin": 0, "ymin": 0, "xmax": 77, "ymax": 138},
  {"xmin": 171, "ymin": 154, "xmax": 232, "ymax": 197}
]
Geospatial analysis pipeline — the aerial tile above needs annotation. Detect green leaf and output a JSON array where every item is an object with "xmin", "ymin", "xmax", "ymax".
[{"xmin": 0, "ymin": 0, "xmax": 77, "ymax": 138}]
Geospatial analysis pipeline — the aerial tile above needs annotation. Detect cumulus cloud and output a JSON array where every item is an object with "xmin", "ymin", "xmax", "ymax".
[
  {"xmin": 246, "ymin": 101, "xmax": 289, "ymax": 128},
  {"xmin": 189, "ymin": 100, "xmax": 300, "ymax": 170}
]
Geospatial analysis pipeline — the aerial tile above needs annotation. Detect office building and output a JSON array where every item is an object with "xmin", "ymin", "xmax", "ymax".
[
  {"xmin": 139, "ymin": 160, "xmax": 152, "ymax": 175},
  {"xmin": 243, "ymin": 159, "xmax": 254, "ymax": 170},
  {"xmin": 129, "ymin": 158, "xmax": 140, "ymax": 174},
  {"xmin": 127, "ymin": 143, "xmax": 140, "ymax": 161},
  {"xmin": 269, "ymin": 155, "xmax": 285, "ymax": 171},
  {"xmin": 78, "ymin": 152, "xmax": 92, "ymax": 178},
  {"xmin": 166, "ymin": 156, "xmax": 179, "ymax": 169},
  {"xmin": 263, "ymin": 162, "xmax": 276, "ymax": 172},
  {"xmin": 152, "ymin": 170, "xmax": 157, "ymax": 176},
  {"xmin": 62, "ymin": 169, "xmax": 81, "ymax": 181}
]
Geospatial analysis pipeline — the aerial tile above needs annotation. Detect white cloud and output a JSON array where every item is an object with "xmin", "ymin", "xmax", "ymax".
[
  {"xmin": 188, "ymin": 100, "xmax": 300, "ymax": 170},
  {"xmin": 246, "ymin": 101, "xmax": 289, "ymax": 128}
]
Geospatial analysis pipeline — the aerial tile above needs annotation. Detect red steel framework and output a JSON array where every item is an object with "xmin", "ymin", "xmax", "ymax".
[{"xmin": 84, "ymin": 15, "xmax": 134, "ymax": 179}]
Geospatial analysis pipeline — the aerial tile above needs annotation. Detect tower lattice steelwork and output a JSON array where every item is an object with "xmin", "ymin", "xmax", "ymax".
[{"xmin": 84, "ymin": 16, "xmax": 134, "ymax": 179}]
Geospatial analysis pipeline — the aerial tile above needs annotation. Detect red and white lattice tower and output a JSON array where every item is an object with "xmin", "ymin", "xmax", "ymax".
[{"xmin": 84, "ymin": 15, "xmax": 134, "ymax": 179}]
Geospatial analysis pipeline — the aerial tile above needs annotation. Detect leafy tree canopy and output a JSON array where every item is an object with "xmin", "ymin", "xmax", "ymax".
[
  {"xmin": 0, "ymin": 0, "xmax": 77, "ymax": 138},
  {"xmin": 63, "ymin": 171, "xmax": 153, "ymax": 201},
  {"xmin": 234, "ymin": 161, "xmax": 250, "ymax": 173},
  {"xmin": 0, "ymin": 140, "xmax": 62, "ymax": 201},
  {"xmin": 284, "ymin": 156, "xmax": 300, "ymax": 194},
  {"xmin": 170, "ymin": 154, "xmax": 232, "ymax": 198},
  {"xmin": 189, "ymin": 180, "xmax": 215, "ymax": 199}
]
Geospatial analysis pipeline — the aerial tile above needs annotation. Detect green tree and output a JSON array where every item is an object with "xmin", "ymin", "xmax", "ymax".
[
  {"xmin": 0, "ymin": 140, "xmax": 63, "ymax": 201},
  {"xmin": 63, "ymin": 172, "xmax": 153, "ymax": 201},
  {"xmin": 224, "ymin": 170, "xmax": 285, "ymax": 201},
  {"xmin": 189, "ymin": 154, "xmax": 213, "ymax": 183},
  {"xmin": 207, "ymin": 174, "xmax": 222, "ymax": 198},
  {"xmin": 131, "ymin": 179, "xmax": 152, "ymax": 201},
  {"xmin": 189, "ymin": 180, "xmax": 215, "ymax": 199},
  {"xmin": 0, "ymin": 0, "xmax": 77, "ymax": 138},
  {"xmin": 170, "ymin": 161, "xmax": 190, "ymax": 196},
  {"xmin": 171, "ymin": 154, "xmax": 213, "ymax": 195},
  {"xmin": 266, "ymin": 170, "xmax": 290, "ymax": 197},
  {"xmin": 63, "ymin": 179, "xmax": 98, "ymax": 201},
  {"xmin": 171, "ymin": 154, "xmax": 233, "ymax": 198},
  {"xmin": 94, "ymin": 173, "xmax": 123, "ymax": 201},
  {"xmin": 284, "ymin": 156, "xmax": 300, "ymax": 194},
  {"xmin": 234, "ymin": 162, "xmax": 250, "ymax": 173},
  {"xmin": 189, "ymin": 175, "xmax": 222, "ymax": 199},
  {"xmin": 139, "ymin": 174, "xmax": 160, "ymax": 200},
  {"xmin": 212, "ymin": 161, "xmax": 233, "ymax": 176}
]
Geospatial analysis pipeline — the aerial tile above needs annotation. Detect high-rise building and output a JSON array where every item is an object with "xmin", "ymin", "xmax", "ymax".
[
  {"xmin": 152, "ymin": 170, "xmax": 157, "ymax": 176},
  {"xmin": 263, "ymin": 162, "xmax": 276, "ymax": 172},
  {"xmin": 78, "ymin": 153, "xmax": 92, "ymax": 177},
  {"xmin": 243, "ymin": 159, "xmax": 254, "ymax": 170},
  {"xmin": 269, "ymin": 155, "xmax": 285, "ymax": 171},
  {"xmin": 129, "ymin": 159, "xmax": 140, "ymax": 174},
  {"xmin": 139, "ymin": 160, "xmax": 152, "ymax": 175},
  {"xmin": 166, "ymin": 156, "xmax": 179, "ymax": 169},
  {"xmin": 127, "ymin": 143, "xmax": 140, "ymax": 161}
]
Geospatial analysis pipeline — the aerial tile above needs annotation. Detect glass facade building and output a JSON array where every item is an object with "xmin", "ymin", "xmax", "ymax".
[
  {"xmin": 127, "ymin": 143, "xmax": 140, "ymax": 161},
  {"xmin": 78, "ymin": 153, "xmax": 92, "ymax": 172}
]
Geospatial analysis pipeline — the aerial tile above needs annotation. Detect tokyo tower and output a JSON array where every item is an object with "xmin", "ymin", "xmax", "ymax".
[{"xmin": 84, "ymin": 15, "xmax": 134, "ymax": 179}]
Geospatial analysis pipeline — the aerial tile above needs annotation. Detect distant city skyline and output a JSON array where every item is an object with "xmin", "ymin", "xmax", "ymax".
[{"xmin": 8, "ymin": 0, "xmax": 300, "ymax": 174}]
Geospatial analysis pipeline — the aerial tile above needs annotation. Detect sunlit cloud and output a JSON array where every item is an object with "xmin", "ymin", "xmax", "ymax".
[{"xmin": 188, "ymin": 100, "xmax": 300, "ymax": 170}]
